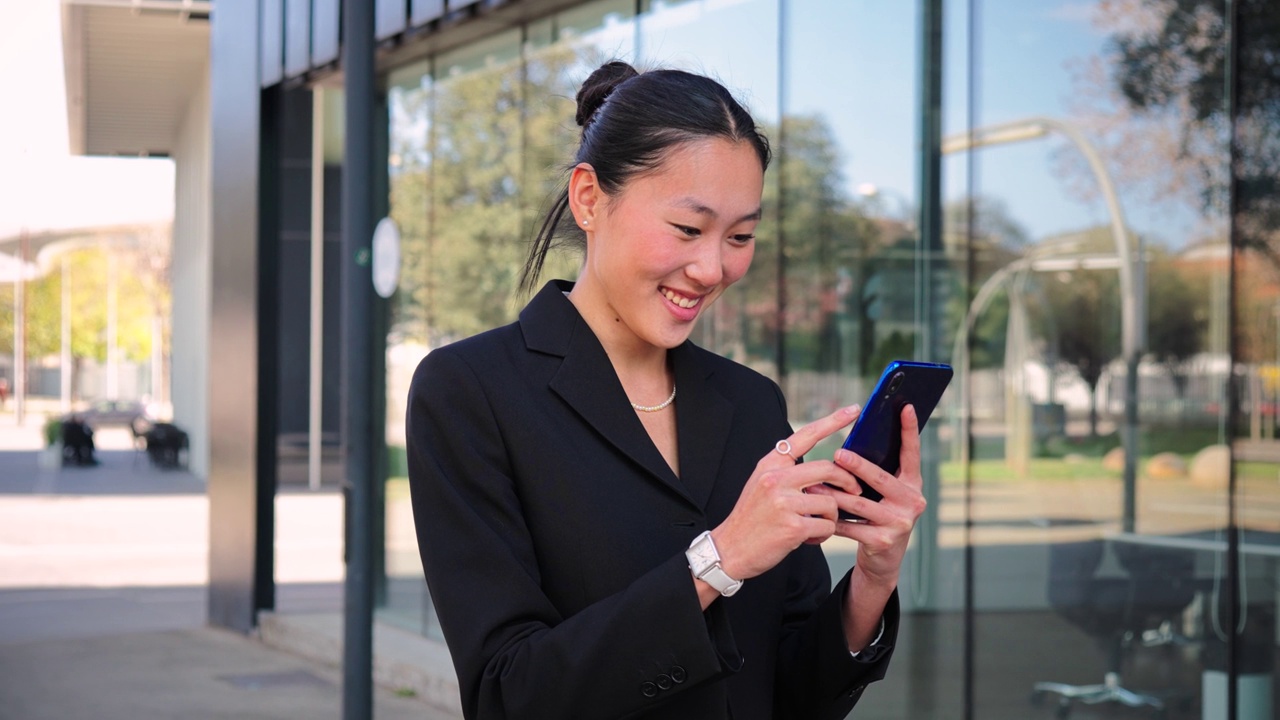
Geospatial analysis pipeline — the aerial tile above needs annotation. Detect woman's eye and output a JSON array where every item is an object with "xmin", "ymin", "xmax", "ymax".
[
  {"xmin": 674, "ymin": 224, "xmax": 701, "ymax": 238},
  {"xmin": 731, "ymin": 233, "xmax": 756, "ymax": 244}
]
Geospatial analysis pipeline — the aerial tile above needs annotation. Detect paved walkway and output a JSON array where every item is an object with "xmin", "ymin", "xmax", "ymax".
[{"xmin": 0, "ymin": 408, "xmax": 456, "ymax": 719}]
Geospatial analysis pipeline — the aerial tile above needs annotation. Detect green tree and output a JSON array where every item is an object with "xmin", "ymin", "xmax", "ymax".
[{"xmin": 0, "ymin": 239, "xmax": 170, "ymax": 400}]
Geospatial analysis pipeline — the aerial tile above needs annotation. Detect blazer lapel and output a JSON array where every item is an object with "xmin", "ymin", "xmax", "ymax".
[
  {"xmin": 522, "ymin": 282, "xmax": 696, "ymax": 507},
  {"xmin": 671, "ymin": 343, "xmax": 734, "ymax": 511}
]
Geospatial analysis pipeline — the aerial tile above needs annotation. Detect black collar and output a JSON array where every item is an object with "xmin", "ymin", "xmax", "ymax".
[{"xmin": 518, "ymin": 280, "xmax": 735, "ymax": 510}]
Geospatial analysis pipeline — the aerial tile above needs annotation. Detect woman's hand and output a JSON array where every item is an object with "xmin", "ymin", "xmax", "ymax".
[
  {"xmin": 708, "ymin": 404, "xmax": 865, "ymax": 585},
  {"xmin": 804, "ymin": 404, "xmax": 927, "ymax": 651},
  {"xmin": 820, "ymin": 404, "xmax": 926, "ymax": 585}
]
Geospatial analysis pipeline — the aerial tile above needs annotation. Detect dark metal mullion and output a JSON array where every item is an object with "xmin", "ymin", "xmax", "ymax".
[
  {"xmin": 341, "ymin": 0, "xmax": 376, "ymax": 716},
  {"xmin": 775, "ymin": 0, "xmax": 788, "ymax": 382},
  {"xmin": 254, "ymin": 86, "xmax": 282, "ymax": 620},
  {"xmin": 947, "ymin": 0, "xmax": 976, "ymax": 718},
  {"xmin": 1224, "ymin": 1, "xmax": 1241, "ymax": 718}
]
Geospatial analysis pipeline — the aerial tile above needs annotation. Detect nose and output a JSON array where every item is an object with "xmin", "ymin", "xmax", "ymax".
[{"xmin": 685, "ymin": 238, "xmax": 724, "ymax": 290}]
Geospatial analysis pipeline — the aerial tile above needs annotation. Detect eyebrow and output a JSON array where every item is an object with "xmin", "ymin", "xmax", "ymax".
[{"xmin": 673, "ymin": 197, "xmax": 762, "ymax": 224}]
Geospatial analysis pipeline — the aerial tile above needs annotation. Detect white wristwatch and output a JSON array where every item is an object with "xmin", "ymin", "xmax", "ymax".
[{"xmin": 686, "ymin": 531, "xmax": 744, "ymax": 597}]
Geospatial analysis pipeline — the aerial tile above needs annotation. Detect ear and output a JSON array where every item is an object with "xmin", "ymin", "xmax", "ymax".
[{"xmin": 567, "ymin": 163, "xmax": 602, "ymax": 229}]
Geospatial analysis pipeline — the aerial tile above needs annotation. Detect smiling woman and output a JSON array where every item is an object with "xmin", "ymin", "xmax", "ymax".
[{"xmin": 405, "ymin": 60, "xmax": 925, "ymax": 720}]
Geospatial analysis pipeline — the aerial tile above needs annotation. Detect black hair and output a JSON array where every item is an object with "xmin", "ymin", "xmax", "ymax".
[{"xmin": 518, "ymin": 61, "xmax": 772, "ymax": 295}]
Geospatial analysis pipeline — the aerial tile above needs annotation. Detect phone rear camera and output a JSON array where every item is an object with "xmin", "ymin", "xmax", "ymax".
[{"xmin": 887, "ymin": 372, "xmax": 904, "ymax": 395}]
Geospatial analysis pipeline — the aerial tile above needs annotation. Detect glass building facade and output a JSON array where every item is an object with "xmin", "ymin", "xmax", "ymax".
[{"xmin": 376, "ymin": 1, "xmax": 1278, "ymax": 717}]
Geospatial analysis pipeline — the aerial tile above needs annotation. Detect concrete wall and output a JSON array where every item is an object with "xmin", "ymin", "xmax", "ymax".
[{"xmin": 171, "ymin": 60, "xmax": 212, "ymax": 480}]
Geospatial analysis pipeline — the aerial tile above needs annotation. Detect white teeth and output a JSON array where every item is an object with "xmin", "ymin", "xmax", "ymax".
[{"xmin": 664, "ymin": 289, "xmax": 701, "ymax": 309}]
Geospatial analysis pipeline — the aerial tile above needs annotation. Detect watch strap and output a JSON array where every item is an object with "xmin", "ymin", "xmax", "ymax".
[
  {"xmin": 686, "ymin": 531, "xmax": 743, "ymax": 597},
  {"xmin": 698, "ymin": 564, "xmax": 744, "ymax": 597}
]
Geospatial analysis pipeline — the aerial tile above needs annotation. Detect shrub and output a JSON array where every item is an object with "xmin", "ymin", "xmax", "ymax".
[{"xmin": 43, "ymin": 417, "xmax": 63, "ymax": 447}]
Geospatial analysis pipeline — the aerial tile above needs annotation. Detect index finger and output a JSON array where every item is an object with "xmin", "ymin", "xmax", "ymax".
[
  {"xmin": 784, "ymin": 404, "xmax": 861, "ymax": 459},
  {"xmin": 898, "ymin": 404, "xmax": 922, "ymax": 483}
]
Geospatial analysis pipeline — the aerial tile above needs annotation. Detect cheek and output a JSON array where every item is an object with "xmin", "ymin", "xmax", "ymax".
[{"xmin": 722, "ymin": 244, "xmax": 755, "ymax": 286}]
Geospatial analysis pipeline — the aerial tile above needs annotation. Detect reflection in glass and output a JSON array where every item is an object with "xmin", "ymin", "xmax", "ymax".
[
  {"xmin": 375, "ymin": 0, "xmax": 1275, "ymax": 715},
  {"xmin": 957, "ymin": 1, "xmax": 1245, "ymax": 718}
]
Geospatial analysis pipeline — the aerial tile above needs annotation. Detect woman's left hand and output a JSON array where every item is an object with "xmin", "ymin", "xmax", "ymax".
[
  {"xmin": 841, "ymin": 404, "xmax": 925, "ymax": 584},
  {"xmin": 804, "ymin": 404, "xmax": 926, "ymax": 649}
]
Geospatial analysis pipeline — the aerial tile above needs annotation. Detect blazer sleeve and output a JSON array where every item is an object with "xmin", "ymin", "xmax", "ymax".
[
  {"xmin": 406, "ymin": 348, "xmax": 741, "ymax": 720},
  {"xmin": 772, "ymin": 550, "xmax": 900, "ymax": 720}
]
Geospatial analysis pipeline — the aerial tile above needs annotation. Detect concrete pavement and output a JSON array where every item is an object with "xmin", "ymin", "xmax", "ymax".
[
  {"xmin": 0, "ymin": 409, "xmax": 457, "ymax": 719},
  {"xmin": 0, "ymin": 625, "xmax": 445, "ymax": 720}
]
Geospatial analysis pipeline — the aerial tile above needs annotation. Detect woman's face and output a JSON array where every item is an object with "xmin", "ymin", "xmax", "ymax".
[{"xmin": 573, "ymin": 138, "xmax": 765, "ymax": 352}]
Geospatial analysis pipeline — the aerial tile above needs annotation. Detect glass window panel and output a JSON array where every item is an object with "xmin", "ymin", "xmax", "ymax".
[
  {"xmin": 781, "ymin": 3, "xmax": 943, "ymax": 718},
  {"xmin": 385, "ymin": 57, "xmax": 439, "ymax": 638},
  {"xmin": 961, "ymin": 2, "xmax": 1236, "ymax": 717},
  {"xmin": 523, "ymin": 1, "xmax": 638, "ymax": 289},
  {"xmin": 429, "ymin": 29, "xmax": 526, "ymax": 341}
]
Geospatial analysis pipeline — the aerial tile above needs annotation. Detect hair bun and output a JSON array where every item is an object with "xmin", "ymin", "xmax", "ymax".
[{"xmin": 575, "ymin": 61, "xmax": 639, "ymax": 128}]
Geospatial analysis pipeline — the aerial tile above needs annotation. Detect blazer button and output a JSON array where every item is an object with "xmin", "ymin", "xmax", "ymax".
[
  {"xmin": 656, "ymin": 674, "xmax": 673, "ymax": 691},
  {"xmin": 670, "ymin": 665, "xmax": 687, "ymax": 684},
  {"xmin": 640, "ymin": 682, "xmax": 658, "ymax": 698}
]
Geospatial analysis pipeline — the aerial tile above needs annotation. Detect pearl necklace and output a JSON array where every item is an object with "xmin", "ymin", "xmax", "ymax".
[{"xmin": 630, "ymin": 384, "xmax": 677, "ymax": 413}]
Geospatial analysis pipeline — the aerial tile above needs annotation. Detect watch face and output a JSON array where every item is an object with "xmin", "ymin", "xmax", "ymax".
[{"xmin": 688, "ymin": 534, "xmax": 717, "ymax": 572}]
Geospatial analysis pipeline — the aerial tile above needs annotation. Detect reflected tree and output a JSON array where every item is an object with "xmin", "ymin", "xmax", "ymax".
[
  {"xmin": 1145, "ymin": 249, "xmax": 1211, "ymax": 410},
  {"xmin": 777, "ymin": 115, "xmax": 879, "ymax": 377},
  {"xmin": 1031, "ymin": 228, "xmax": 1125, "ymax": 437},
  {"xmin": 943, "ymin": 196, "xmax": 1027, "ymax": 371},
  {"xmin": 389, "ymin": 45, "xmax": 586, "ymax": 348},
  {"xmin": 1079, "ymin": 0, "xmax": 1278, "ymax": 260}
]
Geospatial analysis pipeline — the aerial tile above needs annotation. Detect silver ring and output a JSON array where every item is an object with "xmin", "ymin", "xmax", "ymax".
[{"xmin": 774, "ymin": 439, "xmax": 796, "ymax": 461}]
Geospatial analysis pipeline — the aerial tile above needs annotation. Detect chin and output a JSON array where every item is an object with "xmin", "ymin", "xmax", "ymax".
[{"xmin": 651, "ymin": 324, "xmax": 698, "ymax": 350}]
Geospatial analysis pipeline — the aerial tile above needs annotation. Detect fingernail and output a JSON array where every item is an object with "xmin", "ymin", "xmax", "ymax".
[
  {"xmin": 845, "ymin": 404, "xmax": 861, "ymax": 416},
  {"xmin": 835, "ymin": 449, "xmax": 852, "ymax": 464}
]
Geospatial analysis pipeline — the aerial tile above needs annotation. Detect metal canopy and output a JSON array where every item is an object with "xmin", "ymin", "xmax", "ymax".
[{"xmin": 62, "ymin": 0, "xmax": 210, "ymax": 157}]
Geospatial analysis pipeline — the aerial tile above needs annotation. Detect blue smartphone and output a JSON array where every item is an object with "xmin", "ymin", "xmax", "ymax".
[{"xmin": 839, "ymin": 360, "xmax": 953, "ymax": 520}]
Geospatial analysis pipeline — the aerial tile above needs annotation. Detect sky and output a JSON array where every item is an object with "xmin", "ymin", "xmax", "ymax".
[{"xmin": 0, "ymin": 0, "xmax": 174, "ymax": 242}]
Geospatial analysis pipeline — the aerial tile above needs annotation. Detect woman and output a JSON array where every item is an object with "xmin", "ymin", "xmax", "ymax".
[{"xmin": 407, "ymin": 61, "xmax": 926, "ymax": 720}]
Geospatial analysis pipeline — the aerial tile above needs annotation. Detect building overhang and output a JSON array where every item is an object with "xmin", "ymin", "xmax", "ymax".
[
  {"xmin": 62, "ymin": 0, "xmax": 210, "ymax": 157},
  {"xmin": 0, "ymin": 222, "xmax": 171, "ymax": 281}
]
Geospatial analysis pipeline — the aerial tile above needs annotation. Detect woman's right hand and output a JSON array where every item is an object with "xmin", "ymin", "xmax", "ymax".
[{"xmin": 709, "ymin": 404, "xmax": 864, "ymax": 584}]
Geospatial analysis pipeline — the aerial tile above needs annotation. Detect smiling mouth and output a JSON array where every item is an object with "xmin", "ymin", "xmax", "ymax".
[{"xmin": 662, "ymin": 287, "xmax": 703, "ymax": 309}]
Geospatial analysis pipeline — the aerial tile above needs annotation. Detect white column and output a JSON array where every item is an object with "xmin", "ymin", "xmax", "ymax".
[
  {"xmin": 107, "ymin": 250, "xmax": 119, "ymax": 400},
  {"xmin": 61, "ymin": 257, "xmax": 72, "ymax": 413},
  {"xmin": 14, "ymin": 231, "xmax": 27, "ymax": 425},
  {"xmin": 151, "ymin": 311, "xmax": 164, "ymax": 406}
]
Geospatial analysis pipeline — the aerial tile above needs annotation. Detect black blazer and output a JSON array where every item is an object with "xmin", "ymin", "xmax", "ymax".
[{"xmin": 407, "ymin": 280, "xmax": 898, "ymax": 720}]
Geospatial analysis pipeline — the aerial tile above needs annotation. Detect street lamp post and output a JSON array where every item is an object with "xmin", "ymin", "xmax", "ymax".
[{"xmin": 943, "ymin": 116, "xmax": 1145, "ymax": 531}]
